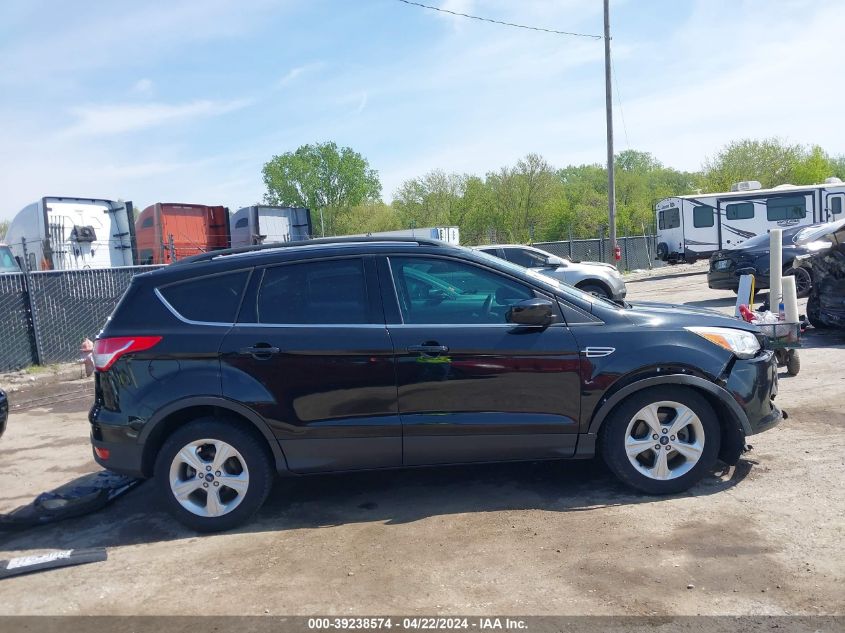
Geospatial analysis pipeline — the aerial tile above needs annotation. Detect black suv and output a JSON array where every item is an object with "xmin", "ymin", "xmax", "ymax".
[{"xmin": 90, "ymin": 238, "xmax": 781, "ymax": 531}]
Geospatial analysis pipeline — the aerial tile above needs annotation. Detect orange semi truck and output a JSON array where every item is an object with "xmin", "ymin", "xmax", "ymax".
[{"xmin": 135, "ymin": 203, "xmax": 231, "ymax": 264}]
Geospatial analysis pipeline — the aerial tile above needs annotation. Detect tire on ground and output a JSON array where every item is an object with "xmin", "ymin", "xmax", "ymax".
[
  {"xmin": 600, "ymin": 386, "xmax": 721, "ymax": 495},
  {"xmin": 154, "ymin": 417, "xmax": 274, "ymax": 532}
]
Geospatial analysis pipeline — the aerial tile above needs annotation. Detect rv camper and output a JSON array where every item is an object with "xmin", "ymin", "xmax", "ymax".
[
  {"xmin": 135, "ymin": 203, "xmax": 230, "ymax": 264},
  {"xmin": 655, "ymin": 178, "xmax": 845, "ymax": 263},
  {"xmin": 229, "ymin": 206, "xmax": 312, "ymax": 247},
  {"xmin": 4, "ymin": 196, "xmax": 136, "ymax": 271}
]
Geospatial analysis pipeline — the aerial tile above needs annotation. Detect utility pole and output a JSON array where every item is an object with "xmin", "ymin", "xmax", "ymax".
[{"xmin": 603, "ymin": 0, "xmax": 617, "ymax": 265}]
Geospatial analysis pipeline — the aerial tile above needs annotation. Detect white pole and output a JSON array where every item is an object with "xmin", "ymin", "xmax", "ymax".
[
  {"xmin": 782, "ymin": 276, "xmax": 799, "ymax": 324},
  {"xmin": 769, "ymin": 229, "xmax": 782, "ymax": 312}
]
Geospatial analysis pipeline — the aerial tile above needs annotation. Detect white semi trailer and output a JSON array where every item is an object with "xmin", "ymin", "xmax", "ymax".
[
  {"xmin": 361, "ymin": 227, "xmax": 460, "ymax": 245},
  {"xmin": 4, "ymin": 196, "xmax": 136, "ymax": 271}
]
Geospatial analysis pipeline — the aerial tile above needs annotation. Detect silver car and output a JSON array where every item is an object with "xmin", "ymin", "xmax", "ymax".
[{"xmin": 474, "ymin": 244, "xmax": 627, "ymax": 300}]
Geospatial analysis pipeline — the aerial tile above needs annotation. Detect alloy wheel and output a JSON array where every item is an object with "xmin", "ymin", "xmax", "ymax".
[
  {"xmin": 624, "ymin": 401, "xmax": 705, "ymax": 481},
  {"xmin": 168, "ymin": 438, "xmax": 250, "ymax": 517}
]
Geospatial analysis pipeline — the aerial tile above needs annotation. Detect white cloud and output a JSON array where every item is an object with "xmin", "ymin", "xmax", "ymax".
[
  {"xmin": 279, "ymin": 62, "xmax": 324, "ymax": 86},
  {"xmin": 60, "ymin": 99, "xmax": 251, "ymax": 138},
  {"xmin": 131, "ymin": 78, "xmax": 154, "ymax": 96}
]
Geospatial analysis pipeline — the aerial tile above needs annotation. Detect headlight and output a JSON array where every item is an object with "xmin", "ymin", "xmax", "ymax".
[{"xmin": 685, "ymin": 326, "xmax": 760, "ymax": 359}]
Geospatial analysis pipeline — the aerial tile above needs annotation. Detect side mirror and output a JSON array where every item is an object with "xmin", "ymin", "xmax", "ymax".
[
  {"xmin": 506, "ymin": 298, "xmax": 554, "ymax": 326},
  {"xmin": 545, "ymin": 255, "xmax": 565, "ymax": 267}
]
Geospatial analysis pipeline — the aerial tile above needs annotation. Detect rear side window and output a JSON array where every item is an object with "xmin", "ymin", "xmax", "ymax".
[
  {"xmin": 257, "ymin": 259, "xmax": 369, "ymax": 324},
  {"xmin": 726, "ymin": 202, "xmax": 754, "ymax": 220},
  {"xmin": 693, "ymin": 205, "xmax": 714, "ymax": 228},
  {"xmin": 502, "ymin": 248, "xmax": 548, "ymax": 268},
  {"xmin": 833, "ymin": 198, "xmax": 843, "ymax": 215},
  {"xmin": 159, "ymin": 270, "xmax": 249, "ymax": 323},
  {"xmin": 662, "ymin": 208, "xmax": 680, "ymax": 229},
  {"xmin": 767, "ymin": 196, "xmax": 806, "ymax": 221}
]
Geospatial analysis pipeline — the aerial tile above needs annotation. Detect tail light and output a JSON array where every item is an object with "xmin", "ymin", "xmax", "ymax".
[{"xmin": 93, "ymin": 336, "xmax": 162, "ymax": 371}]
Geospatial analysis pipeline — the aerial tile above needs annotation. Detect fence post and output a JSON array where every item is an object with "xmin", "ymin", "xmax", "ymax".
[
  {"xmin": 642, "ymin": 222, "xmax": 652, "ymax": 269},
  {"xmin": 19, "ymin": 237, "xmax": 43, "ymax": 365},
  {"xmin": 568, "ymin": 225, "xmax": 573, "ymax": 259},
  {"xmin": 625, "ymin": 229, "xmax": 631, "ymax": 270},
  {"xmin": 599, "ymin": 226, "xmax": 606, "ymax": 263}
]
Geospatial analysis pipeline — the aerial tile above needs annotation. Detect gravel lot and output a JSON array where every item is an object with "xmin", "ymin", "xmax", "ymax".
[{"xmin": 1, "ymin": 271, "xmax": 843, "ymax": 616}]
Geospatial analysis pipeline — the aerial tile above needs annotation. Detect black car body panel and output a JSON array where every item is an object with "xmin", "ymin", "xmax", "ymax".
[
  {"xmin": 795, "ymin": 221, "xmax": 845, "ymax": 328},
  {"xmin": 89, "ymin": 239, "xmax": 781, "ymax": 479},
  {"xmin": 0, "ymin": 389, "xmax": 7, "ymax": 439},
  {"xmin": 707, "ymin": 225, "xmax": 816, "ymax": 291}
]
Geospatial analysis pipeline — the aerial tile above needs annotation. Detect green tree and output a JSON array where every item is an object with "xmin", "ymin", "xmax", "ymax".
[
  {"xmin": 262, "ymin": 142, "xmax": 382, "ymax": 236},
  {"xmin": 0, "ymin": 219, "xmax": 8, "ymax": 241},
  {"xmin": 700, "ymin": 138, "xmax": 828, "ymax": 191}
]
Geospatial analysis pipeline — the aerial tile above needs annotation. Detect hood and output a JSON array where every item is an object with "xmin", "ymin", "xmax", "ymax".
[{"xmin": 623, "ymin": 301, "xmax": 758, "ymax": 331}]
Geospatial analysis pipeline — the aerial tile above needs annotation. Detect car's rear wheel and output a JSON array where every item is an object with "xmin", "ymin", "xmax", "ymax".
[
  {"xmin": 154, "ymin": 418, "xmax": 274, "ymax": 532},
  {"xmin": 577, "ymin": 282, "xmax": 611, "ymax": 299},
  {"xmin": 600, "ymin": 386, "xmax": 720, "ymax": 494}
]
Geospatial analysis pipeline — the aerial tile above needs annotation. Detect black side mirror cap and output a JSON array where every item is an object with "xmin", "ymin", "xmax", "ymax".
[{"xmin": 506, "ymin": 298, "xmax": 554, "ymax": 326}]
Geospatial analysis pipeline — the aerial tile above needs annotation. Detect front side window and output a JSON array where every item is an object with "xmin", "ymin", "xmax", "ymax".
[
  {"xmin": 235, "ymin": 217, "xmax": 249, "ymax": 229},
  {"xmin": 257, "ymin": 258, "xmax": 369, "ymax": 324},
  {"xmin": 159, "ymin": 270, "xmax": 249, "ymax": 323},
  {"xmin": 726, "ymin": 202, "xmax": 755, "ymax": 221},
  {"xmin": 389, "ymin": 257, "xmax": 534, "ymax": 324},
  {"xmin": 502, "ymin": 247, "xmax": 548, "ymax": 268},
  {"xmin": 0, "ymin": 246, "xmax": 18, "ymax": 272},
  {"xmin": 693, "ymin": 205, "xmax": 714, "ymax": 228},
  {"xmin": 141, "ymin": 217, "xmax": 154, "ymax": 229},
  {"xmin": 767, "ymin": 196, "xmax": 806, "ymax": 221}
]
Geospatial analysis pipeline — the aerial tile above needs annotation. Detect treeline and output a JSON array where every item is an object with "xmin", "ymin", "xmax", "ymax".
[{"xmin": 317, "ymin": 140, "xmax": 845, "ymax": 245}]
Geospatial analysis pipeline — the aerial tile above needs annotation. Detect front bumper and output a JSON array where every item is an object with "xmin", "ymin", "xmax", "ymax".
[
  {"xmin": 608, "ymin": 276, "xmax": 627, "ymax": 301},
  {"xmin": 726, "ymin": 349, "xmax": 782, "ymax": 436}
]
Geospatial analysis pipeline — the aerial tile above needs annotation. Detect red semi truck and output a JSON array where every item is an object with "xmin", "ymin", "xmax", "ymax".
[{"xmin": 135, "ymin": 203, "xmax": 230, "ymax": 265}]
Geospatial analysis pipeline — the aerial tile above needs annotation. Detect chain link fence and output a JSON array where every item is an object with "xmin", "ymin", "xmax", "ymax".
[
  {"xmin": 533, "ymin": 235, "xmax": 665, "ymax": 272},
  {"xmin": 0, "ymin": 266, "xmax": 163, "ymax": 371}
]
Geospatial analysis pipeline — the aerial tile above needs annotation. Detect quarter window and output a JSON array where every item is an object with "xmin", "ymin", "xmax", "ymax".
[
  {"xmin": 159, "ymin": 270, "xmax": 249, "ymax": 323},
  {"xmin": 767, "ymin": 196, "xmax": 806, "ymax": 221},
  {"xmin": 726, "ymin": 202, "xmax": 754, "ymax": 220},
  {"xmin": 389, "ymin": 257, "xmax": 534, "ymax": 324},
  {"xmin": 257, "ymin": 259, "xmax": 369, "ymax": 324},
  {"xmin": 693, "ymin": 205, "xmax": 714, "ymax": 228}
]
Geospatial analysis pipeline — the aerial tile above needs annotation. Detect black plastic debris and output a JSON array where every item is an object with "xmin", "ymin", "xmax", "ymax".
[
  {"xmin": 0, "ymin": 548, "xmax": 107, "ymax": 580},
  {"xmin": 0, "ymin": 547, "xmax": 108, "ymax": 580},
  {"xmin": 0, "ymin": 470, "xmax": 141, "ymax": 530}
]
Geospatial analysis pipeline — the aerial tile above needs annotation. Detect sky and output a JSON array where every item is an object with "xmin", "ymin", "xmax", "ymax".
[{"xmin": 1, "ymin": 0, "xmax": 844, "ymax": 220}]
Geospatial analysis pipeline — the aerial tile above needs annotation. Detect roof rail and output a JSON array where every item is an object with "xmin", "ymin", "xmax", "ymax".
[{"xmin": 173, "ymin": 236, "xmax": 448, "ymax": 265}]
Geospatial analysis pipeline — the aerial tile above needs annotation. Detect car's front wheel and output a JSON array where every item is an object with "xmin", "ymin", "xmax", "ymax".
[
  {"xmin": 154, "ymin": 418, "xmax": 274, "ymax": 532},
  {"xmin": 601, "ymin": 386, "xmax": 720, "ymax": 494}
]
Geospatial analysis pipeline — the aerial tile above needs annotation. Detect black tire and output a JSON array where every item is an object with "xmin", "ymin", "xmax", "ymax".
[
  {"xmin": 786, "ymin": 349, "xmax": 800, "ymax": 376},
  {"xmin": 785, "ymin": 266, "xmax": 812, "ymax": 299},
  {"xmin": 577, "ymin": 282, "xmax": 611, "ymax": 299},
  {"xmin": 154, "ymin": 418, "xmax": 274, "ymax": 532},
  {"xmin": 600, "ymin": 386, "xmax": 720, "ymax": 495},
  {"xmin": 807, "ymin": 294, "xmax": 828, "ymax": 329}
]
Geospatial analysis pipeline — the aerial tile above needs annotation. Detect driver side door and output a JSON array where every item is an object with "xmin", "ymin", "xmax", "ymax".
[{"xmin": 383, "ymin": 255, "xmax": 582, "ymax": 466}]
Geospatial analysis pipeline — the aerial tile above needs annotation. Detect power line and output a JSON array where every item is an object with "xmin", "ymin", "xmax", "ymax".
[{"xmin": 393, "ymin": 0, "xmax": 602, "ymax": 40}]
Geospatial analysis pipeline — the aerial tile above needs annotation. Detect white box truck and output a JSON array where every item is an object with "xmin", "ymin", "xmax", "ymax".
[
  {"xmin": 229, "ymin": 206, "xmax": 312, "ymax": 247},
  {"xmin": 4, "ymin": 196, "xmax": 136, "ymax": 271}
]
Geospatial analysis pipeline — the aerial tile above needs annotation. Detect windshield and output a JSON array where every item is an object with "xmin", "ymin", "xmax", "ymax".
[{"xmin": 0, "ymin": 246, "xmax": 19, "ymax": 273}]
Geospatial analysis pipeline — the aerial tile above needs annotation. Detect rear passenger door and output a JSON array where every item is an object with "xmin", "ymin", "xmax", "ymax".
[{"xmin": 219, "ymin": 256, "xmax": 400, "ymax": 473}]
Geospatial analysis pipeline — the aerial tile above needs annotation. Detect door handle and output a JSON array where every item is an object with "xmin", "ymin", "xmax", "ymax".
[
  {"xmin": 239, "ymin": 344, "xmax": 280, "ymax": 359},
  {"xmin": 407, "ymin": 344, "xmax": 449, "ymax": 355}
]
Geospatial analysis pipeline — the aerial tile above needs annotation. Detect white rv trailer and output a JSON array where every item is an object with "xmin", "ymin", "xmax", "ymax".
[
  {"xmin": 4, "ymin": 197, "xmax": 136, "ymax": 271},
  {"xmin": 358, "ymin": 227, "xmax": 460, "ymax": 245},
  {"xmin": 655, "ymin": 178, "xmax": 845, "ymax": 263},
  {"xmin": 229, "ymin": 205, "xmax": 313, "ymax": 247}
]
